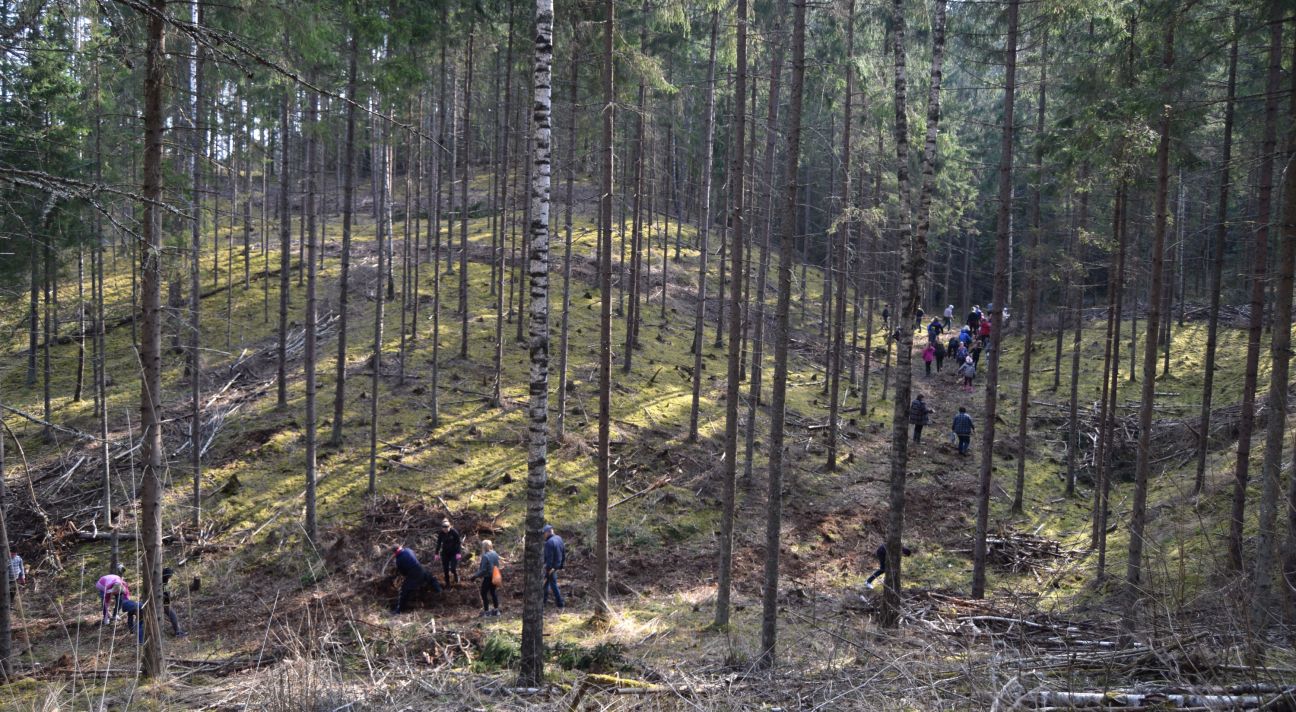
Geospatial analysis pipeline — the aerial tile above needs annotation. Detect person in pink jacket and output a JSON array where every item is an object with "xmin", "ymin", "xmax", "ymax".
[{"xmin": 96, "ymin": 565, "xmax": 128, "ymax": 625}]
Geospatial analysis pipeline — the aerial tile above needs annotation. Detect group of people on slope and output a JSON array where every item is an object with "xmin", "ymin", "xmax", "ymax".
[
  {"xmin": 388, "ymin": 520, "xmax": 566, "ymax": 619},
  {"xmin": 93, "ymin": 563, "xmax": 187, "ymax": 643},
  {"xmin": 883, "ymin": 304, "xmax": 1003, "ymax": 392},
  {"xmin": 908, "ymin": 395, "xmax": 977, "ymax": 457}
]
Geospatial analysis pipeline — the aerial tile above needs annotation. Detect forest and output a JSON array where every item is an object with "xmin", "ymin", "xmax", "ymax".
[{"xmin": 1, "ymin": 0, "xmax": 1295, "ymax": 708}]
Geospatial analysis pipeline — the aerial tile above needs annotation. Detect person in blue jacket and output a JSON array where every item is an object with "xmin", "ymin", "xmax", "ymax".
[
  {"xmin": 390, "ymin": 544, "xmax": 441, "ymax": 614},
  {"xmin": 952, "ymin": 407, "xmax": 975, "ymax": 456},
  {"xmin": 542, "ymin": 524, "xmax": 565, "ymax": 610}
]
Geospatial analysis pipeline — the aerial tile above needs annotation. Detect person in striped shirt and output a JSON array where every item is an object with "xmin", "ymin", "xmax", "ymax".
[{"xmin": 7, "ymin": 549, "xmax": 25, "ymax": 604}]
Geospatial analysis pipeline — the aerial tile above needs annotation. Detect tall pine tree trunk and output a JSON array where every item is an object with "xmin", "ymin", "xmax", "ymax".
[
  {"xmin": 303, "ymin": 93, "xmax": 319, "ymax": 544},
  {"xmin": 555, "ymin": 54, "xmax": 578, "ymax": 442},
  {"xmin": 331, "ymin": 31, "xmax": 359, "ymax": 448},
  {"xmin": 1127, "ymin": 19, "xmax": 1177, "ymax": 602},
  {"xmin": 826, "ymin": 0, "xmax": 854, "ymax": 473},
  {"xmin": 687, "ymin": 13, "xmax": 719, "ymax": 442},
  {"xmin": 1194, "ymin": 19, "xmax": 1236, "ymax": 495},
  {"xmin": 760, "ymin": 0, "xmax": 801, "ymax": 666},
  {"xmin": 1229, "ymin": 2, "xmax": 1282, "ymax": 572},
  {"xmin": 137, "ymin": 0, "xmax": 168, "ymax": 676},
  {"xmin": 1250, "ymin": 2, "xmax": 1288, "ymax": 625},
  {"xmin": 716, "ymin": 0, "xmax": 748, "ymax": 629},
  {"xmin": 594, "ymin": 0, "xmax": 615, "ymax": 616},
  {"xmin": 459, "ymin": 33, "xmax": 476, "ymax": 360},
  {"xmin": 277, "ymin": 92, "xmax": 292, "ymax": 409},
  {"xmin": 972, "ymin": 0, "xmax": 1017, "ymax": 600},
  {"xmin": 189, "ymin": 0, "xmax": 206, "ymax": 529}
]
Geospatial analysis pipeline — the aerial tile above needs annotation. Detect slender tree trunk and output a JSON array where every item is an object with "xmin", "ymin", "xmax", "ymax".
[
  {"xmin": 74, "ymin": 248, "xmax": 85, "ymax": 401},
  {"xmin": 743, "ymin": 13, "xmax": 786, "ymax": 482},
  {"xmin": 1250, "ymin": 3, "xmax": 1288, "ymax": 624},
  {"xmin": 1066, "ymin": 168, "xmax": 1088, "ymax": 497},
  {"xmin": 189, "ymin": 0, "xmax": 206, "ymax": 529},
  {"xmin": 0, "ymin": 427, "xmax": 9, "ymax": 675},
  {"xmin": 1283, "ymin": 31, "xmax": 1296, "ymax": 618},
  {"xmin": 760, "ymin": 0, "xmax": 801, "ymax": 667},
  {"xmin": 459, "ymin": 33, "xmax": 476, "ymax": 360},
  {"xmin": 277, "ymin": 92, "xmax": 292, "ymax": 409},
  {"xmin": 1194, "ymin": 20, "xmax": 1236, "ymax": 496},
  {"xmin": 556, "ymin": 55, "xmax": 578, "ymax": 442},
  {"xmin": 972, "ymin": 0, "xmax": 1017, "ymax": 600},
  {"xmin": 519, "ymin": 0, "xmax": 553, "ymax": 684},
  {"xmin": 624, "ymin": 9, "xmax": 649, "ymax": 373},
  {"xmin": 1229, "ymin": 3, "xmax": 1282, "ymax": 572},
  {"xmin": 1012, "ymin": 33, "xmax": 1046, "ymax": 514},
  {"xmin": 687, "ymin": 13, "xmax": 719, "ymax": 442},
  {"xmin": 826, "ymin": 0, "xmax": 854, "ymax": 473},
  {"xmin": 594, "ymin": 0, "xmax": 615, "ymax": 616},
  {"xmin": 1127, "ymin": 20, "xmax": 1177, "ymax": 602},
  {"xmin": 369, "ymin": 136, "xmax": 391, "ymax": 496},
  {"xmin": 715, "ymin": 0, "xmax": 748, "ymax": 629},
  {"xmin": 303, "ymin": 92, "xmax": 320, "ymax": 544},
  {"xmin": 1092, "ymin": 185, "xmax": 1128, "ymax": 576},
  {"xmin": 493, "ymin": 10, "xmax": 517, "ymax": 406},
  {"xmin": 331, "ymin": 31, "xmax": 359, "ymax": 448},
  {"xmin": 137, "ymin": 0, "xmax": 168, "ymax": 676}
]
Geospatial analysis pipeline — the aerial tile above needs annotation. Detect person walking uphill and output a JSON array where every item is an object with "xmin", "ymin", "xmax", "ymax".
[
  {"xmin": 95, "ymin": 566, "xmax": 127, "ymax": 625},
  {"xmin": 390, "ymin": 544, "xmax": 441, "ymax": 614},
  {"xmin": 909, "ymin": 395, "xmax": 932, "ymax": 443},
  {"xmin": 958, "ymin": 356, "xmax": 976, "ymax": 392},
  {"xmin": 434, "ymin": 519, "xmax": 462, "ymax": 587},
  {"xmin": 470, "ymin": 540, "xmax": 502, "ymax": 617},
  {"xmin": 952, "ymin": 407, "xmax": 975, "ymax": 456},
  {"xmin": 8, "ymin": 549, "xmax": 25, "ymax": 604},
  {"xmin": 543, "ymin": 525, "xmax": 565, "ymax": 611},
  {"xmin": 923, "ymin": 343, "xmax": 935, "ymax": 377},
  {"xmin": 864, "ymin": 543, "xmax": 913, "ymax": 590},
  {"xmin": 161, "ymin": 567, "xmax": 186, "ymax": 637},
  {"xmin": 934, "ymin": 340, "xmax": 947, "ymax": 372}
]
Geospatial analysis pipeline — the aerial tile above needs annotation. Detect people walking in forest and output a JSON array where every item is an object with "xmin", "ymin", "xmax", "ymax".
[
  {"xmin": 934, "ymin": 340, "xmax": 947, "ymax": 372},
  {"xmin": 923, "ymin": 343, "xmax": 935, "ymax": 376},
  {"xmin": 389, "ymin": 544, "xmax": 441, "ymax": 614},
  {"xmin": 914, "ymin": 306, "xmax": 925, "ymax": 331},
  {"xmin": 161, "ymin": 567, "xmax": 186, "ymax": 637},
  {"xmin": 971, "ymin": 340, "xmax": 984, "ymax": 367},
  {"xmin": 958, "ymin": 356, "xmax": 977, "ymax": 392},
  {"xmin": 927, "ymin": 317, "xmax": 944, "ymax": 344},
  {"xmin": 8, "ymin": 549, "xmax": 25, "ymax": 604},
  {"xmin": 470, "ymin": 540, "xmax": 502, "ymax": 617},
  {"xmin": 543, "ymin": 524, "xmax": 565, "ymax": 611},
  {"xmin": 434, "ymin": 519, "xmax": 463, "ymax": 587},
  {"xmin": 978, "ymin": 315, "xmax": 992, "ymax": 346},
  {"xmin": 956, "ymin": 342, "xmax": 969, "ymax": 365},
  {"xmin": 909, "ymin": 395, "xmax": 931, "ymax": 443},
  {"xmin": 881, "ymin": 303, "xmax": 891, "ymax": 330},
  {"xmin": 959, "ymin": 325, "xmax": 972, "ymax": 347},
  {"xmin": 952, "ymin": 407, "xmax": 975, "ymax": 456},
  {"xmin": 943, "ymin": 304, "xmax": 955, "ymax": 329},
  {"xmin": 864, "ymin": 543, "xmax": 913, "ymax": 590},
  {"xmin": 967, "ymin": 306, "xmax": 982, "ymax": 332}
]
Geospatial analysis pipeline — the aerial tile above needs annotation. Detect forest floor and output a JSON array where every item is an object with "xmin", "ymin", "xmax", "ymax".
[{"xmin": 2, "ymin": 182, "xmax": 1294, "ymax": 709}]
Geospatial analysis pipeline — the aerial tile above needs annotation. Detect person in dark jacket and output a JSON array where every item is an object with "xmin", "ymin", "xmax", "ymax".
[
  {"xmin": 864, "ymin": 543, "xmax": 913, "ymax": 590},
  {"xmin": 908, "ymin": 395, "xmax": 931, "ymax": 444},
  {"xmin": 434, "ymin": 519, "xmax": 463, "ymax": 587},
  {"xmin": 934, "ymin": 340, "xmax": 947, "ymax": 372},
  {"xmin": 161, "ymin": 567, "xmax": 186, "ymax": 636},
  {"xmin": 390, "ymin": 544, "xmax": 441, "ymax": 614},
  {"xmin": 952, "ymin": 407, "xmax": 975, "ymax": 456},
  {"xmin": 970, "ymin": 340, "xmax": 983, "ymax": 368},
  {"xmin": 967, "ymin": 307, "xmax": 982, "ymax": 332},
  {"xmin": 881, "ymin": 304, "xmax": 891, "ymax": 330},
  {"xmin": 543, "ymin": 524, "xmax": 565, "ymax": 610}
]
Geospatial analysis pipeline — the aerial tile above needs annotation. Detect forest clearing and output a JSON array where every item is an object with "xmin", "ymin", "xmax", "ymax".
[{"xmin": 2, "ymin": 0, "xmax": 1296, "ymax": 709}]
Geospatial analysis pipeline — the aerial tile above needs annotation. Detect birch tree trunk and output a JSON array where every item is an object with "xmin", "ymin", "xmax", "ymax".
[{"xmin": 519, "ymin": 0, "xmax": 553, "ymax": 684}]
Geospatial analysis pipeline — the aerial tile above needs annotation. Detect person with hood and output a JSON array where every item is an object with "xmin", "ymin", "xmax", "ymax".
[
  {"xmin": 434, "ymin": 519, "xmax": 463, "ymax": 587},
  {"xmin": 909, "ymin": 395, "xmax": 932, "ymax": 443},
  {"xmin": 943, "ymin": 304, "xmax": 954, "ymax": 329},
  {"xmin": 864, "ymin": 543, "xmax": 913, "ymax": 590},
  {"xmin": 543, "ymin": 524, "xmax": 565, "ymax": 610},
  {"xmin": 958, "ymin": 356, "xmax": 977, "ymax": 392},
  {"xmin": 927, "ymin": 317, "xmax": 944, "ymax": 344},
  {"xmin": 952, "ymin": 407, "xmax": 975, "ymax": 456},
  {"xmin": 161, "ymin": 567, "xmax": 186, "ymax": 637},
  {"xmin": 469, "ymin": 540, "xmax": 502, "ymax": 617},
  {"xmin": 390, "ymin": 544, "xmax": 441, "ymax": 614},
  {"xmin": 95, "ymin": 564, "xmax": 127, "ymax": 625},
  {"xmin": 958, "ymin": 325, "xmax": 973, "ymax": 347}
]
